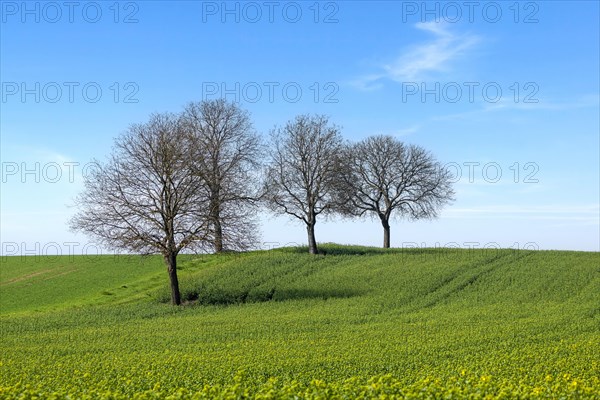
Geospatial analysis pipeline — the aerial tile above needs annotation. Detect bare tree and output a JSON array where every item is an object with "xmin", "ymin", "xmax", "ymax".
[
  {"xmin": 263, "ymin": 114, "xmax": 344, "ymax": 254},
  {"xmin": 181, "ymin": 99, "xmax": 262, "ymax": 253},
  {"xmin": 339, "ymin": 135, "xmax": 454, "ymax": 248},
  {"xmin": 70, "ymin": 113, "xmax": 210, "ymax": 305}
]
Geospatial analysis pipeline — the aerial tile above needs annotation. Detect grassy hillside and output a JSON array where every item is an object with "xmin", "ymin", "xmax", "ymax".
[
  {"xmin": 1, "ymin": 245, "xmax": 599, "ymax": 398},
  {"xmin": 0, "ymin": 254, "xmax": 161, "ymax": 314},
  {"xmin": 0, "ymin": 254, "xmax": 203, "ymax": 314}
]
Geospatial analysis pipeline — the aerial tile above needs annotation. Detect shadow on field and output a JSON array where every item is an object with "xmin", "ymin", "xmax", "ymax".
[
  {"xmin": 285, "ymin": 245, "xmax": 445, "ymax": 257},
  {"xmin": 272, "ymin": 288, "xmax": 364, "ymax": 301},
  {"xmin": 286, "ymin": 245, "xmax": 390, "ymax": 256},
  {"xmin": 183, "ymin": 287, "xmax": 365, "ymax": 306}
]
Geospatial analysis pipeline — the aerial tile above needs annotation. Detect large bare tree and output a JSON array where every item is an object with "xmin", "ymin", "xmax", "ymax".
[
  {"xmin": 70, "ymin": 113, "xmax": 210, "ymax": 305},
  {"xmin": 181, "ymin": 99, "xmax": 262, "ymax": 253},
  {"xmin": 263, "ymin": 114, "xmax": 344, "ymax": 254},
  {"xmin": 339, "ymin": 135, "xmax": 454, "ymax": 248}
]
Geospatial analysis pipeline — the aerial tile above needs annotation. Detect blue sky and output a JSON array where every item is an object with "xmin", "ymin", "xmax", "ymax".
[{"xmin": 1, "ymin": 0, "xmax": 599, "ymax": 255}]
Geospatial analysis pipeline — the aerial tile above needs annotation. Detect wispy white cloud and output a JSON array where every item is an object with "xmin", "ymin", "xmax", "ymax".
[
  {"xmin": 394, "ymin": 124, "xmax": 421, "ymax": 136},
  {"xmin": 348, "ymin": 73, "xmax": 386, "ymax": 91},
  {"xmin": 384, "ymin": 22, "xmax": 480, "ymax": 81},
  {"xmin": 434, "ymin": 93, "xmax": 600, "ymax": 121},
  {"xmin": 357, "ymin": 125, "xmax": 421, "ymax": 140},
  {"xmin": 1, "ymin": 144, "xmax": 74, "ymax": 164},
  {"xmin": 351, "ymin": 22, "xmax": 480, "ymax": 91},
  {"xmin": 445, "ymin": 204, "xmax": 600, "ymax": 224},
  {"xmin": 483, "ymin": 93, "xmax": 600, "ymax": 112}
]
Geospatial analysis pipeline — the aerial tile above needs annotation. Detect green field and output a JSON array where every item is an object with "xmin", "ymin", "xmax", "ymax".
[{"xmin": 1, "ymin": 245, "xmax": 599, "ymax": 399}]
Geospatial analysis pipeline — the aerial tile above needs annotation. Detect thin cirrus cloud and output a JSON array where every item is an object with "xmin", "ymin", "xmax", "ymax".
[
  {"xmin": 445, "ymin": 204, "xmax": 600, "ymax": 223},
  {"xmin": 432, "ymin": 93, "xmax": 600, "ymax": 121},
  {"xmin": 351, "ymin": 22, "xmax": 480, "ymax": 90},
  {"xmin": 394, "ymin": 125, "xmax": 421, "ymax": 136}
]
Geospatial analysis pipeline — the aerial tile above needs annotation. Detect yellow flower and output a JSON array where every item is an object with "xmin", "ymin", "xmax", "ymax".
[{"xmin": 569, "ymin": 380, "xmax": 579, "ymax": 390}]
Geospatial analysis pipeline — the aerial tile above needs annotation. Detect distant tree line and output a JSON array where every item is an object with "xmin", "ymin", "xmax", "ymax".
[{"xmin": 71, "ymin": 99, "xmax": 454, "ymax": 305}]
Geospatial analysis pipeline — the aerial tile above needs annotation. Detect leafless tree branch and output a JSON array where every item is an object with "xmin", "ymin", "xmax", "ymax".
[
  {"xmin": 70, "ymin": 112, "xmax": 212, "ymax": 305},
  {"xmin": 262, "ymin": 114, "xmax": 344, "ymax": 254},
  {"xmin": 337, "ymin": 135, "xmax": 455, "ymax": 248}
]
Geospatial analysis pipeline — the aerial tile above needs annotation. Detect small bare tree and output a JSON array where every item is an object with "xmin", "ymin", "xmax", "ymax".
[
  {"xmin": 70, "ymin": 113, "xmax": 210, "ymax": 305},
  {"xmin": 181, "ymin": 99, "xmax": 262, "ymax": 253},
  {"xmin": 339, "ymin": 135, "xmax": 454, "ymax": 248},
  {"xmin": 263, "ymin": 114, "xmax": 344, "ymax": 254}
]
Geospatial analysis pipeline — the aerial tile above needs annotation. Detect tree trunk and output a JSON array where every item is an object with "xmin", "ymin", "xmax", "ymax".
[
  {"xmin": 213, "ymin": 216, "xmax": 223, "ymax": 253},
  {"xmin": 164, "ymin": 252, "xmax": 181, "ymax": 305},
  {"xmin": 211, "ymin": 197, "xmax": 223, "ymax": 253},
  {"xmin": 381, "ymin": 218, "xmax": 391, "ymax": 249},
  {"xmin": 307, "ymin": 222, "xmax": 318, "ymax": 255}
]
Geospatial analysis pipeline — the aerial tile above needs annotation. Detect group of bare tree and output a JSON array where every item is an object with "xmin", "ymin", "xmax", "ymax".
[
  {"xmin": 262, "ymin": 116, "xmax": 454, "ymax": 253},
  {"xmin": 71, "ymin": 100, "xmax": 454, "ymax": 305},
  {"xmin": 71, "ymin": 100, "xmax": 261, "ymax": 305}
]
